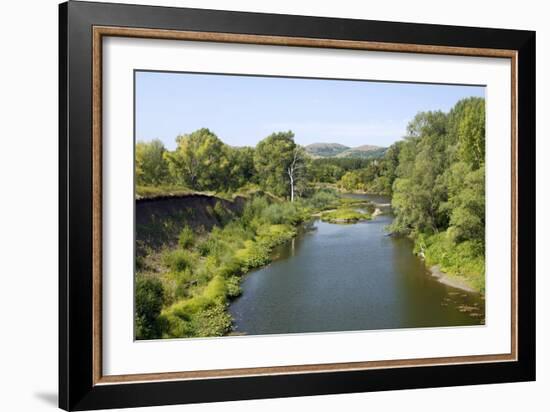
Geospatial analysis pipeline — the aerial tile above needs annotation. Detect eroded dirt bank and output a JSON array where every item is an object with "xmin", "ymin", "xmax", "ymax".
[{"xmin": 136, "ymin": 194, "xmax": 246, "ymax": 256}]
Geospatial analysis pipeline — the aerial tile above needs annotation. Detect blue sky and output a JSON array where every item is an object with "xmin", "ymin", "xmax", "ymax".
[{"xmin": 135, "ymin": 71, "xmax": 485, "ymax": 150}]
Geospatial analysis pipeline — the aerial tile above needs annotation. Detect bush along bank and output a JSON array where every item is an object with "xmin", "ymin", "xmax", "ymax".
[
  {"xmin": 414, "ymin": 232, "xmax": 485, "ymax": 294},
  {"xmin": 318, "ymin": 197, "xmax": 375, "ymax": 224},
  {"xmin": 135, "ymin": 196, "xmax": 308, "ymax": 339}
]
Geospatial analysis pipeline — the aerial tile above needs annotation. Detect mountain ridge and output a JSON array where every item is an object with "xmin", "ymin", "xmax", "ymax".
[{"xmin": 305, "ymin": 142, "xmax": 386, "ymax": 159}]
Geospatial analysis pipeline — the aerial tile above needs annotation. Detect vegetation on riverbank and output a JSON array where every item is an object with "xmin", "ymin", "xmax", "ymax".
[
  {"xmin": 136, "ymin": 196, "xmax": 300, "ymax": 339},
  {"xmin": 135, "ymin": 190, "xmax": 345, "ymax": 339},
  {"xmin": 135, "ymin": 184, "xmax": 379, "ymax": 339},
  {"xmin": 135, "ymin": 96, "xmax": 487, "ymax": 339},
  {"xmin": 389, "ymin": 98, "xmax": 486, "ymax": 292},
  {"xmin": 314, "ymin": 98, "xmax": 486, "ymax": 292},
  {"xmin": 320, "ymin": 208, "xmax": 371, "ymax": 224},
  {"xmin": 415, "ymin": 233, "xmax": 485, "ymax": 293},
  {"xmin": 318, "ymin": 198, "xmax": 375, "ymax": 224}
]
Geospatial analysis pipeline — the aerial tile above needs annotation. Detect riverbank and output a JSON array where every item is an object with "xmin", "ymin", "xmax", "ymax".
[
  {"xmin": 136, "ymin": 195, "xmax": 309, "ymax": 339},
  {"xmin": 136, "ymin": 190, "xmax": 385, "ymax": 339},
  {"xmin": 137, "ymin": 191, "xmax": 358, "ymax": 339},
  {"xmin": 429, "ymin": 265, "xmax": 476, "ymax": 293},
  {"xmin": 414, "ymin": 232, "xmax": 485, "ymax": 294},
  {"xmin": 136, "ymin": 190, "xmax": 484, "ymax": 339},
  {"xmin": 230, "ymin": 201, "xmax": 484, "ymax": 335}
]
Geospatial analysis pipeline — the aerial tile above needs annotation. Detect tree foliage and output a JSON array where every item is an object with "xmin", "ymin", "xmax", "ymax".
[
  {"xmin": 136, "ymin": 139, "xmax": 169, "ymax": 186},
  {"xmin": 135, "ymin": 98, "xmax": 485, "ymax": 245},
  {"xmin": 164, "ymin": 128, "xmax": 227, "ymax": 190},
  {"xmin": 148, "ymin": 129, "xmax": 309, "ymax": 199},
  {"xmin": 450, "ymin": 97, "xmax": 486, "ymax": 168},
  {"xmin": 389, "ymin": 97, "xmax": 485, "ymax": 252},
  {"xmin": 253, "ymin": 131, "xmax": 308, "ymax": 200}
]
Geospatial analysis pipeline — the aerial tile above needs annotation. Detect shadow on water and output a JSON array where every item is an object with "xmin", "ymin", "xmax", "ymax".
[{"xmin": 229, "ymin": 194, "xmax": 484, "ymax": 336}]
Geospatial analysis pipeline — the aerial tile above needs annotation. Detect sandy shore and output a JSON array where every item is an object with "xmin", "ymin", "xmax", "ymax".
[{"xmin": 429, "ymin": 265, "xmax": 476, "ymax": 293}]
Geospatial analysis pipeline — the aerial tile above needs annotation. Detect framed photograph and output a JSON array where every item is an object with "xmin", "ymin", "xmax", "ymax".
[{"xmin": 59, "ymin": 1, "xmax": 535, "ymax": 410}]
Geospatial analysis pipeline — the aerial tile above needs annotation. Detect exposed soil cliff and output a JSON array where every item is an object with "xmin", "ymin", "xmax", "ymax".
[{"xmin": 136, "ymin": 194, "xmax": 246, "ymax": 256}]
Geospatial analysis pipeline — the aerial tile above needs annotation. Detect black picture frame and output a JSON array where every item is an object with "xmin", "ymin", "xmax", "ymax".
[{"xmin": 59, "ymin": 1, "xmax": 536, "ymax": 410}]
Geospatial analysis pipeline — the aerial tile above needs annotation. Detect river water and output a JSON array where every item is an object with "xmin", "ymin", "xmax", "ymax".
[{"xmin": 229, "ymin": 194, "xmax": 484, "ymax": 336}]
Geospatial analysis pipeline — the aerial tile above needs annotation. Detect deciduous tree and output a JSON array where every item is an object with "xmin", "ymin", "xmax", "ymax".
[
  {"xmin": 135, "ymin": 139, "xmax": 169, "ymax": 186},
  {"xmin": 164, "ymin": 128, "xmax": 227, "ymax": 190}
]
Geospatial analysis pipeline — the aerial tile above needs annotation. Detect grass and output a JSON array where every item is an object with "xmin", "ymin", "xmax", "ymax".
[
  {"xmin": 415, "ymin": 232, "xmax": 485, "ymax": 293},
  {"xmin": 338, "ymin": 197, "xmax": 375, "ymax": 211},
  {"xmin": 178, "ymin": 225, "xmax": 194, "ymax": 248},
  {"xmin": 314, "ymin": 195, "xmax": 376, "ymax": 224},
  {"xmin": 136, "ymin": 184, "xmax": 198, "ymax": 199},
  {"xmin": 304, "ymin": 189, "xmax": 340, "ymax": 211},
  {"xmin": 161, "ymin": 249, "xmax": 196, "ymax": 272},
  {"xmin": 320, "ymin": 208, "xmax": 371, "ymax": 223}
]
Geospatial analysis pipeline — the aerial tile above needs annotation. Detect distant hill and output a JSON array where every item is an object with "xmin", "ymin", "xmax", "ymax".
[
  {"xmin": 304, "ymin": 143, "xmax": 350, "ymax": 158},
  {"xmin": 305, "ymin": 143, "xmax": 386, "ymax": 159},
  {"xmin": 336, "ymin": 145, "xmax": 387, "ymax": 159}
]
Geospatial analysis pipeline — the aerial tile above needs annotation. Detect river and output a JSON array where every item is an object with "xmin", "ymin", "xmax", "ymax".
[{"xmin": 229, "ymin": 194, "xmax": 484, "ymax": 336}]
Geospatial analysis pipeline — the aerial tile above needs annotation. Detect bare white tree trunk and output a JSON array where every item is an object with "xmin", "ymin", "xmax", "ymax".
[
  {"xmin": 288, "ymin": 170, "xmax": 295, "ymax": 202},
  {"xmin": 287, "ymin": 148, "xmax": 303, "ymax": 202}
]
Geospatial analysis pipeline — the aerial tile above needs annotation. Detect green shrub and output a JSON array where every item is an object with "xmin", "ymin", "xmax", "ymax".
[
  {"xmin": 202, "ymin": 275, "xmax": 227, "ymax": 303},
  {"xmin": 162, "ymin": 249, "xmax": 195, "ymax": 272},
  {"xmin": 256, "ymin": 224, "xmax": 296, "ymax": 248},
  {"xmin": 163, "ymin": 268, "xmax": 194, "ymax": 301},
  {"xmin": 338, "ymin": 198, "xmax": 375, "ymax": 213},
  {"xmin": 178, "ymin": 226, "xmax": 194, "ymax": 248},
  {"xmin": 217, "ymin": 255, "xmax": 244, "ymax": 277},
  {"xmin": 321, "ymin": 208, "xmax": 371, "ymax": 223},
  {"xmin": 213, "ymin": 201, "xmax": 231, "ymax": 224},
  {"xmin": 196, "ymin": 238, "xmax": 214, "ymax": 256},
  {"xmin": 418, "ymin": 232, "xmax": 485, "ymax": 293},
  {"xmin": 261, "ymin": 202, "xmax": 303, "ymax": 225},
  {"xmin": 307, "ymin": 189, "xmax": 339, "ymax": 210},
  {"xmin": 135, "ymin": 275, "xmax": 165, "ymax": 339},
  {"xmin": 226, "ymin": 276, "xmax": 242, "ymax": 297},
  {"xmin": 135, "ymin": 254, "xmax": 146, "ymax": 272},
  {"xmin": 190, "ymin": 304, "xmax": 233, "ymax": 337},
  {"xmin": 164, "ymin": 275, "xmax": 226, "ymax": 322},
  {"xmin": 158, "ymin": 312, "xmax": 193, "ymax": 338},
  {"xmin": 242, "ymin": 196, "xmax": 269, "ymax": 225},
  {"xmin": 235, "ymin": 240, "xmax": 271, "ymax": 271}
]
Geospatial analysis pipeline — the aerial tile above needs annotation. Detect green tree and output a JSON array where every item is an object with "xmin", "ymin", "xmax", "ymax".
[
  {"xmin": 445, "ymin": 164, "xmax": 485, "ymax": 244},
  {"xmin": 254, "ymin": 131, "xmax": 307, "ymax": 200},
  {"xmin": 164, "ymin": 128, "xmax": 228, "ymax": 190},
  {"xmin": 390, "ymin": 97, "xmax": 486, "ymax": 265},
  {"xmin": 449, "ymin": 97, "xmax": 485, "ymax": 168},
  {"xmin": 135, "ymin": 139, "xmax": 169, "ymax": 186},
  {"xmin": 224, "ymin": 146, "xmax": 256, "ymax": 190},
  {"xmin": 390, "ymin": 111, "xmax": 450, "ymax": 235},
  {"xmin": 338, "ymin": 170, "xmax": 364, "ymax": 192},
  {"xmin": 380, "ymin": 141, "xmax": 402, "ymax": 190}
]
